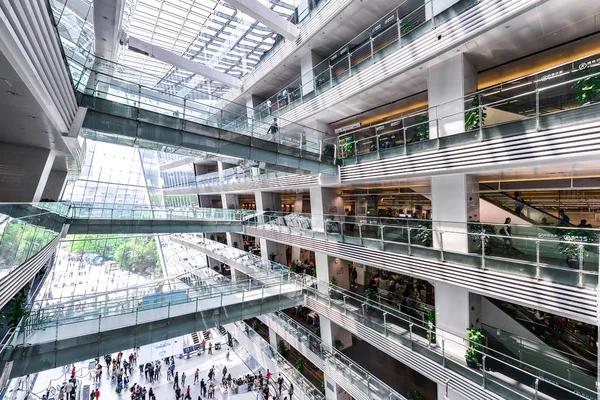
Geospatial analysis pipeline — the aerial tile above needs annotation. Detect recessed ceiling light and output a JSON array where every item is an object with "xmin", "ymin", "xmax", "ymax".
[
  {"xmin": 103, "ymin": 16, "xmax": 108, "ymax": 20},
  {"xmin": 28, "ymin": 115, "xmax": 36, "ymax": 119},
  {"xmin": 505, "ymin": 25, "xmax": 510, "ymax": 28},
  {"xmin": 6, "ymin": 91, "xmax": 18, "ymax": 96}
]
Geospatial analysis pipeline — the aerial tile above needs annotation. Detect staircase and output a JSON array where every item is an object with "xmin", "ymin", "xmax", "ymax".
[{"xmin": 191, "ymin": 332, "xmax": 201, "ymax": 345}]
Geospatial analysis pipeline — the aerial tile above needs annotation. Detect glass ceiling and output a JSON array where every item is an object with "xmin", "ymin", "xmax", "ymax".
[{"xmin": 118, "ymin": 0, "xmax": 299, "ymax": 98}]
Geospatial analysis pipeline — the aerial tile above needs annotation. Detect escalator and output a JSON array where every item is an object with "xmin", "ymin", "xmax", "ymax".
[
  {"xmin": 484, "ymin": 297, "xmax": 597, "ymax": 383},
  {"xmin": 479, "ymin": 183, "xmax": 567, "ymax": 226}
]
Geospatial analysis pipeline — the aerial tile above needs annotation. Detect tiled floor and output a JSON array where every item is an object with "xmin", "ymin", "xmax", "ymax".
[{"xmin": 12, "ymin": 337, "xmax": 256, "ymax": 400}]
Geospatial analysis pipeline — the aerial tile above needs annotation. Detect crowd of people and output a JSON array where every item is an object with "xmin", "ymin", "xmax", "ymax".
[{"xmin": 56, "ymin": 343, "xmax": 296, "ymax": 400}]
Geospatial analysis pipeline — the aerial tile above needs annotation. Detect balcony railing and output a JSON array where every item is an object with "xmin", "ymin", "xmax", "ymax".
[
  {"xmin": 247, "ymin": 211, "xmax": 600, "ymax": 289},
  {"xmin": 251, "ymin": 0, "xmax": 477, "ymax": 121},
  {"xmin": 337, "ymin": 54, "xmax": 600, "ymax": 165}
]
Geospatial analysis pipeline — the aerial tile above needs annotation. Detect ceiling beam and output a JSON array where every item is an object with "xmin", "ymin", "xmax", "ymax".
[
  {"xmin": 93, "ymin": 0, "xmax": 125, "ymax": 61},
  {"xmin": 225, "ymin": 0, "xmax": 299, "ymax": 41},
  {"xmin": 123, "ymin": 35, "xmax": 243, "ymax": 89}
]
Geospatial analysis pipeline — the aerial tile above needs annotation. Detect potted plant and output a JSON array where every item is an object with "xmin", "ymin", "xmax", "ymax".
[
  {"xmin": 414, "ymin": 223, "xmax": 432, "ymax": 247},
  {"xmin": 554, "ymin": 228, "xmax": 599, "ymax": 268},
  {"xmin": 290, "ymin": 260, "xmax": 298, "ymax": 273},
  {"xmin": 464, "ymin": 328, "xmax": 485, "ymax": 368},
  {"xmin": 321, "ymin": 143, "xmax": 335, "ymax": 160},
  {"xmin": 406, "ymin": 390, "xmax": 426, "ymax": 400},
  {"xmin": 252, "ymin": 320, "xmax": 260, "ymax": 332},
  {"xmin": 363, "ymin": 287, "xmax": 376, "ymax": 312},
  {"xmin": 573, "ymin": 73, "xmax": 600, "ymax": 104},
  {"xmin": 400, "ymin": 17, "xmax": 415, "ymax": 35},
  {"xmin": 465, "ymin": 94, "xmax": 487, "ymax": 131},
  {"xmin": 413, "ymin": 115, "xmax": 430, "ymax": 142},
  {"xmin": 233, "ymin": 241, "xmax": 238, "ymax": 249},
  {"xmin": 467, "ymin": 222, "xmax": 495, "ymax": 255},
  {"xmin": 269, "ymin": 252, "xmax": 277, "ymax": 262},
  {"xmin": 296, "ymin": 357, "xmax": 306, "ymax": 373},
  {"xmin": 425, "ymin": 310, "xmax": 436, "ymax": 344},
  {"xmin": 278, "ymin": 340, "xmax": 288, "ymax": 357},
  {"xmin": 343, "ymin": 141, "xmax": 354, "ymax": 157},
  {"xmin": 333, "ymin": 339, "xmax": 344, "ymax": 350}
]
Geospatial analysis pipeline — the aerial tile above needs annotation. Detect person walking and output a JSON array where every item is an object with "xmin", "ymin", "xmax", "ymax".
[
  {"xmin": 277, "ymin": 374, "xmax": 284, "ymax": 394},
  {"xmin": 194, "ymin": 369, "xmax": 199, "ymax": 384},
  {"xmin": 174, "ymin": 371, "xmax": 179, "ymax": 389},
  {"xmin": 267, "ymin": 118, "xmax": 279, "ymax": 135},
  {"xmin": 208, "ymin": 342, "xmax": 212, "ymax": 355},
  {"xmin": 94, "ymin": 388, "xmax": 100, "ymax": 400},
  {"xmin": 288, "ymin": 383, "xmax": 293, "ymax": 400},
  {"xmin": 501, "ymin": 217, "xmax": 514, "ymax": 255},
  {"xmin": 222, "ymin": 365, "xmax": 227, "ymax": 379},
  {"xmin": 181, "ymin": 372, "xmax": 186, "ymax": 387}
]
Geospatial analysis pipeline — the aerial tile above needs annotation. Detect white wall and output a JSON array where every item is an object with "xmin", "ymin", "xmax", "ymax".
[{"xmin": 479, "ymin": 198, "xmax": 531, "ymax": 225}]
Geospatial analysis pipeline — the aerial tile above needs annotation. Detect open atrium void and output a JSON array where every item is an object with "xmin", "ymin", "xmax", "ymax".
[{"xmin": 1, "ymin": 0, "xmax": 600, "ymax": 400}]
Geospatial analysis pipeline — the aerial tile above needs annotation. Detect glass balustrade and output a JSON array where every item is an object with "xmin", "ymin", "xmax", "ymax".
[
  {"xmin": 262, "ymin": 312, "xmax": 407, "ymax": 400},
  {"xmin": 65, "ymin": 52, "xmax": 329, "ymax": 164},
  {"xmin": 68, "ymin": 203, "xmax": 253, "ymax": 221},
  {"xmin": 337, "ymin": 56, "xmax": 600, "ymax": 165},
  {"xmin": 251, "ymin": 0, "xmax": 478, "ymax": 120},
  {"xmin": 0, "ymin": 203, "xmax": 68, "ymax": 279},
  {"xmin": 174, "ymin": 237, "xmax": 594, "ymax": 399},
  {"xmin": 164, "ymin": 168, "xmax": 296, "ymax": 191},
  {"xmin": 22, "ymin": 274, "xmax": 301, "ymax": 333},
  {"xmin": 247, "ymin": 212, "xmax": 600, "ymax": 289},
  {"xmin": 230, "ymin": 320, "xmax": 325, "ymax": 400}
]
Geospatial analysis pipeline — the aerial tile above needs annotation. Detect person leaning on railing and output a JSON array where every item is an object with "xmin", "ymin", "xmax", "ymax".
[{"xmin": 501, "ymin": 217, "xmax": 514, "ymax": 255}]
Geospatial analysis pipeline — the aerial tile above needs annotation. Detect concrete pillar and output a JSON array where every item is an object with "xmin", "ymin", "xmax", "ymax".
[
  {"xmin": 435, "ymin": 283, "xmax": 482, "ymax": 369},
  {"xmin": 301, "ymin": 50, "xmax": 325, "ymax": 99},
  {"xmin": 309, "ymin": 187, "xmax": 344, "ymax": 232},
  {"xmin": 315, "ymin": 253, "xmax": 350, "ymax": 291},
  {"xmin": 42, "ymin": 169, "xmax": 67, "ymax": 201},
  {"xmin": 319, "ymin": 317, "xmax": 352, "ymax": 400},
  {"xmin": 428, "ymin": 54, "xmax": 477, "ymax": 138},
  {"xmin": 268, "ymin": 326, "xmax": 278, "ymax": 349},
  {"xmin": 0, "ymin": 144, "xmax": 55, "ymax": 202},
  {"xmin": 247, "ymin": 94, "xmax": 262, "ymax": 123},
  {"xmin": 290, "ymin": 193, "xmax": 305, "ymax": 261},
  {"xmin": 431, "ymin": 174, "xmax": 479, "ymax": 254},
  {"xmin": 255, "ymin": 191, "xmax": 287, "ymax": 264}
]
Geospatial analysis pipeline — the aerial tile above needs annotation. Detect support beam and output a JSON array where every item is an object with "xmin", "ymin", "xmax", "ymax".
[
  {"xmin": 224, "ymin": 0, "xmax": 299, "ymax": 41},
  {"xmin": 94, "ymin": 0, "xmax": 125, "ymax": 60},
  {"xmin": 123, "ymin": 35, "xmax": 243, "ymax": 88}
]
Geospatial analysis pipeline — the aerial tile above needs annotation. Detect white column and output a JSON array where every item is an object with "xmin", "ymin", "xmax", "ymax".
[
  {"xmin": 246, "ymin": 94, "xmax": 262, "ymax": 124},
  {"xmin": 268, "ymin": 327, "xmax": 278, "ymax": 349},
  {"xmin": 428, "ymin": 54, "xmax": 477, "ymax": 138},
  {"xmin": 319, "ymin": 316, "xmax": 352, "ymax": 400},
  {"xmin": 301, "ymin": 50, "xmax": 325, "ymax": 99},
  {"xmin": 255, "ymin": 190, "xmax": 287, "ymax": 264},
  {"xmin": 290, "ymin": 194, "xmax": 305, "ymax": 261},
  {"xmin": 431, "ymin": 174, "xmax": 479, "ymax": 253},
  {"xmin": 0, "ymin": 144, "xmax": 55, "ymax": 202},
  {"xmin": 309, "ymin": 187, "xmax": 344, "ymax": 232}
]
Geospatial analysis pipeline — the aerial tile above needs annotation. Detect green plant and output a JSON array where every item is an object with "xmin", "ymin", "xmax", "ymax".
[
  {"xmin": 252, "ymin": 320, "xmax": 259, "ymax": 332},
  {"xmin": 278, "ymin": 340, "xmax": 288, "ymax": 357},
  {"xmin": 290, "ymin": 260, "xmax": 299, "ymax": 273},
  {"xmin": 467, "ymin": 222, "xmax": 496, "ymax": 250},
  {"xmin": 554, "ymin": 228, "xmax": 599, "ymax": 260},
  {"xmin": 414, "ymin": 223, "xmax": 432, "ymax": 246},
  {"xmin": 343, "ymin": 140, "xmax": 354, "ymax": 156},
  {"xmin": 296, "ymin": 357, "xmax": 306, "ymax": 373},
  {"xmin": 4, "ymin": 295, "xmax": 26, "ymax": 328},
  {"xmin": 329, "ymin": 277, "xmax": 338, "ymax": 298},
  {"xmin": 425, "ymin": 310, "xmax": 436, "ymax": 342},
  {"xmin": 399, "ymin": 17, "xmax": 415, "ymax": 35},
  {"xmin": 573, "ymin": 73, "xmax": 600, "ymax": 104},
  {"xmin": 233, "ymin": 241, "xmax": 238, "ymax": 248},
  {"xmin": 333, "ymin": 339, "xmax": 344, "ymax": 350},
  {"xmin": 269, "ymin": 252, "xmax": 276, "ymax": 262},
  {"xmin": 465, "ymin": 94, "xmax": 487, "ymax": 131},
  {"xmin": 311, "ymin": 268, "xmax": 317, "ymax": 278},
  {"xmin": 413, "ymin": 115, "xmax": 430, "ymax": 141},
  {"xmin": 406, "ymin": 390, "xmax": 426, "ymax": 400},
  {"xmin": 363, "ymin": 287, "xmax": 376, "ymax": 310},
  {"xmin": 464, "ymin": 328, "xmax": 485, "ymax": 365},
  {"xmin": 316, "ymin": 75, "xmax": 326, "ymax": 88},
  {"xmin": 322, "ymin": 143, "xmax": 335, "ymax": 160}
]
